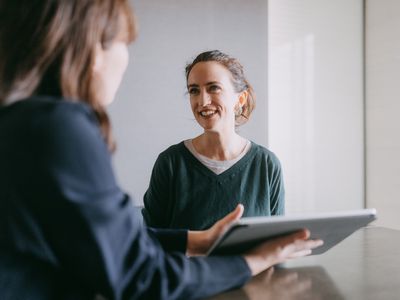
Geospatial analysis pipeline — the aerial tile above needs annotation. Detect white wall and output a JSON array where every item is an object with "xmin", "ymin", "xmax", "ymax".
[
  {"xmin": 110, "ymin": 0, "xmax": 269, "ymax": 204},
  {"xmin": 268, "ymin": 0, "xmax": 364, "ymax": 213},
  {"xmin": 366, "ymin": 0, "xmax": 400, "ymax": 230}
]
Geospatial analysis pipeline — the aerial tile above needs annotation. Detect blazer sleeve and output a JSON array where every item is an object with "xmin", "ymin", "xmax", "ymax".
[
  {"xmin": 146, "ymin": 227, "xmax": 187, "ymax": 253},
  {"xmin": 26, "ymin": 103, "xmax": 251, "ymax": 300}
]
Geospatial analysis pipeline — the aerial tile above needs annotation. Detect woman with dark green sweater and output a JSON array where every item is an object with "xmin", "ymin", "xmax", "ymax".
[{"xmin": 142, "ymin": 50, "xmax": 285, "ymax": 230}]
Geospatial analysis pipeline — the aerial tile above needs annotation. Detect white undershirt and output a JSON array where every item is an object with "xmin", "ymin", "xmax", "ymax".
[{"xmin": 184, "ymin": 139, "xmax": 251, "ymax": 175}]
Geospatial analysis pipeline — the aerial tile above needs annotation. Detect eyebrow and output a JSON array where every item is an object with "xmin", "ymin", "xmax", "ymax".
[
  {"xmin": 187, "ymin": 84, "xmax": 199, "ymax": 89},
  {"xmin": 187, "ymin": 81, "xmax": 220, "ymax": 89}
]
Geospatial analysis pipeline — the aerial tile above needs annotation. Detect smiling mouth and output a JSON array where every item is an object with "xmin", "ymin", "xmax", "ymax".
[
  {"xmin": 200, "ymin": 111, "xmax": 216, "ymax": 117},
  {"xmin": 199, "ymin": 109, "xmax": 218, "ymax": 118}
]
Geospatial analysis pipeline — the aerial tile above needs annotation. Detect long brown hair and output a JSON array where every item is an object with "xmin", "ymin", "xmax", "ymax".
[
  {"xmin": 185, "ymin": 50, "xmax": 256, "ymax": 127},
  {"xmin": 0, "ymin": 0, "xmax": 137, "ymax": 151}
]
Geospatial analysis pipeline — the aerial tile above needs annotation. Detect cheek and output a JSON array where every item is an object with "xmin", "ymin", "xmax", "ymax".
[
  {"xmin": 226, "ymin": 93, "xmax": 240, "ymax": 110},
  {"xmin": 215, "ymin": 94, "xmax": 234, "ymax": 111},
  {"xmin": 98, "ymin": 44, "xmax": 129, "ymax": 105},
  {"xmin": 111, "ymin": 45, "xmax": 129, "ymax": 79},
  {"xmin": 190, "ymin": 99, "xmax": 197, "ymax": 112},
  {"xmin": 120, "ymin": 47, "xmax": 129, "ymax": 73},
  {"xmin": 108, "ymin": 46, "xmax": 129, "ymax": 91}
]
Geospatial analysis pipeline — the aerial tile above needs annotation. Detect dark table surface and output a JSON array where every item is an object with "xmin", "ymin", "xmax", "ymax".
[{"xmin": 206, "ymin": 226, "xmax": 400, "ymax": 300}]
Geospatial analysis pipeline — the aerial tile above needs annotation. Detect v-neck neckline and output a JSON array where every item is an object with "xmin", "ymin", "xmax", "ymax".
[{"xmin": 180, "ymin": 141, "xmax": 256, "ymax": 181}]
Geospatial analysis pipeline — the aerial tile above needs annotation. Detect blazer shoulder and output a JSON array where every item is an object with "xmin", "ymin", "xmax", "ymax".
[{"xmin": 25, "ymin": 97, "xmax": 98, "ymax": 132}]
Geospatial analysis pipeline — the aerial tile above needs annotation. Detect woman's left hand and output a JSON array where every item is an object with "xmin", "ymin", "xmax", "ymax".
[{"xmin": 186, "ymin": 204, "xmax": 244, "ymax": 256}]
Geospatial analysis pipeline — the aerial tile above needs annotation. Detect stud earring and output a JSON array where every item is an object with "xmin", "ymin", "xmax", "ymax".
[{"xmin": 235, "ymin": 105, "xmax": 243, "ymax": 117}]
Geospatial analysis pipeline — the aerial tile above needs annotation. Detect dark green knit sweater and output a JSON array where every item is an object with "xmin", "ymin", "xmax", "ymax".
[{"xmin": 142, "ymin": 141, "xmax": 285, "ymax": 230}]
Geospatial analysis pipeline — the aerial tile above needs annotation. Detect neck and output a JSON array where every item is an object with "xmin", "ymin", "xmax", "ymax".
[{"xmin": 192, "ymin": 129, "xmax": 247, "ymax": 161}]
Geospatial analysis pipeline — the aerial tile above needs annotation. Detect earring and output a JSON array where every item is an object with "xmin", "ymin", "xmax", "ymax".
[{"xmin": 235, "ymin": 105, "xmax": 243, "ymax": 117}]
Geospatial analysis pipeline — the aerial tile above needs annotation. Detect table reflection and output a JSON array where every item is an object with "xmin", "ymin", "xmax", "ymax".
[{"xmin": 207, "ymin": 265, "xmax": 344, "ymax": 300}]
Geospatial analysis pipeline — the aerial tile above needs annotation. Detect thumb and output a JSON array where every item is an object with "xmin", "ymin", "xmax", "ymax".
[{"xmin": 217, "ymin": 204, "xmax": 244, "ymax": 228}]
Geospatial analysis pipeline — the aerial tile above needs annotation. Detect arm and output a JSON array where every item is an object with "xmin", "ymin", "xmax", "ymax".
[
  {"xmin": 147, "ymin": 227, "xmax": 187, "ymax": 253},
  {"xmin": 27, "ymin": 103, "xmax": 251, "ymax": 299},
  {"xmin": 142, "ymin": 153, "xmax": 171, "ymax": 228},
  {"xmin": 267, "ymin": 152, "xmax": 285, "ymax": 215}
]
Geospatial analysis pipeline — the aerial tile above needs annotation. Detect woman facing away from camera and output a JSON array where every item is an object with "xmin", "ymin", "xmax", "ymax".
[
  {"xmin": 0, "ymin": 0, "xmax": 322, "ymax": 299},
  {"xmin": 142, "ymin": 50, "xmax": 285, "ymax": 230}
]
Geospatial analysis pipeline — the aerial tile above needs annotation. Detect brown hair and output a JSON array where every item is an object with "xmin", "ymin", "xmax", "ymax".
[
  {"xmin": 185, "ymin": 50, "xmax": 256, "ymax": 127},
  {"xmin": 0, "ymin": 0, "xmax": 137, "ymax": 151}
]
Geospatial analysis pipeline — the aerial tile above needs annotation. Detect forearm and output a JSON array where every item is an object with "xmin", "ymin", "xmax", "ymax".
[{"xmin": 147, "ymin": 227, "xmax": 187, "ymax": 253}]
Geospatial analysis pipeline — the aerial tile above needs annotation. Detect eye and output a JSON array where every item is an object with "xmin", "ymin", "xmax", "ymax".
[
  {"xmin": 208, "ymin": 85, "xmax": 221, "ymax": 93},
  {"xmin": 188, "ymin": 87, "xmax": 200, "ymax": 95}
]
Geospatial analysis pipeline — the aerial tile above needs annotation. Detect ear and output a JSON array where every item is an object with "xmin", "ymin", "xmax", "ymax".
[
  {"xmin": 237, "ymin": 90, "xmax": 248, "ymax": 108},
  {"xmin": 92, "ymin": 43, "xmax": 104, "ymax": 73}
]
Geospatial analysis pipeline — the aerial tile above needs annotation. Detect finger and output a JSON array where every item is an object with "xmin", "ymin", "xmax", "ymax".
[
  {"xmin": 285, "ymin": 239, "xmax": 323, "ymax": 258},
  {"xmin": 302, "ymin": 239, "xmax": 324, "ymax": 250},
  {"xmin": 268, "ymin": 229, "xmax": 310, "ymax": 249},
  {"xmin": 216, "ymin": 204, "xmax": 244, "ymax": 228},
  {"xmin": 295, "ymin": 229, "xmax": 310, "ymax": 240},
  {"xmin": 283, "ymin": 229, "xmax": 310, "ymax": 244},
  {"xmin": 229, "ymin": 204, "xmax": 244, "ymax": 221},
  {"xmin": 287, "ymin": 249, "xmax": 312, "ymax": 259},
  {"xmin": 279, "ymin": 230, "xmax": 322, "ymax": 250},
  {"xmin": 310, "ymin": 239, "xmax": 324, "ymax": 248}
]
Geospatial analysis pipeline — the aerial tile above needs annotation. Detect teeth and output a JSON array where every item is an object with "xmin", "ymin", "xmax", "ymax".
[{"xmin": 200, "ymin": 110, "xmax": 216, "ymax": 117}]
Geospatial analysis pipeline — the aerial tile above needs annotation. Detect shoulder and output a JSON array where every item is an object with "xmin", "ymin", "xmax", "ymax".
[
  {"xmin": 25, "ymin": 96, "xmax": 97, "ymax": 129},
  {"xmin": 147, "ymin": 142, "xmax": 190, "ymax": 180},
  {"xmin": 250, "ymin": 142, "xmax": 282, "ymax": 168},
  {"xmin": 2, "ymin": 96, "xmax": 95, "ymax": 124},
  {"xmin": 23, "ymin": 96, "xmax": 106, "ymax": 152},
  {"xmin": 24, "ymin": 96, "xmax": 99, "ymax": 134},
  {"xmin": 157, "ymin": 141, "xmax": 187, "ymax": 161}
]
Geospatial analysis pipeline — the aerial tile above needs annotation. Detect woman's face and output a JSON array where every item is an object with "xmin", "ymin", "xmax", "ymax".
[
  {"xmin": 187, "ymin": 61, "xmax": 244, "ymax": 133},
  {"xmin": 92, "ymin": 40, "xmax": 129, "ymax": 106}
]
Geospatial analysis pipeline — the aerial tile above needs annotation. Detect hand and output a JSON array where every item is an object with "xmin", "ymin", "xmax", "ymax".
[
  {"xmin": 243, "ymin": 229, "xmax": 323, "ymax": 276},
  {"xmin": 186, "ymin": 204, "xmax": 244, "ymax": 256}
]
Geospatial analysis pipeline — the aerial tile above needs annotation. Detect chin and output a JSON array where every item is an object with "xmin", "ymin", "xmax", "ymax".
[
  {"xmin": 202, "ymin": 126, "xmax": 221, "ymax": 133},
  {"xmin": 198, "ymin": 122, "xmax": 215, "ymax": 131}
]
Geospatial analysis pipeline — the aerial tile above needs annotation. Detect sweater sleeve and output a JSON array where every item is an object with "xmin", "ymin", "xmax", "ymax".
[
  {"xmin": 27, "ymin": 103, "xmax": 251, "ymax": 299},
  {"xmin": 268, "ymin": 152, "xmax": 285, "ymax": 216}
]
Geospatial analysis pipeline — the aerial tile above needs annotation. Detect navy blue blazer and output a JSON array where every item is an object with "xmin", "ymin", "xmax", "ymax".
[{"xmin": 0, "ymin": 97, "xmax": 251, "ymax": 300}]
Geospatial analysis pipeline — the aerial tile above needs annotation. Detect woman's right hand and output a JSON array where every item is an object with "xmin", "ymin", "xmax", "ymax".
[{"xmin": 243, "ymin": 229, "xmax": 323, "ymax": 276}]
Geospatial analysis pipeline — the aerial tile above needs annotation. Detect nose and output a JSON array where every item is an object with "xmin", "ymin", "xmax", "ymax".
[{"xmin": 198, "ymin": 90, "xmax": 211, "ymax": 106}]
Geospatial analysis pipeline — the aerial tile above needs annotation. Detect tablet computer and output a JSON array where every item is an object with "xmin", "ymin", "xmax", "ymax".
[{"xmin": 207, "ymin": 208, "xmax": 376, "ymax": 256}]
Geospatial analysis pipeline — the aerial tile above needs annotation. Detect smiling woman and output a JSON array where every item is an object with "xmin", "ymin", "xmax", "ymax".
[{"xmin": 142, "ymin": 50, "xmax": 285, "ymax": 230}]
